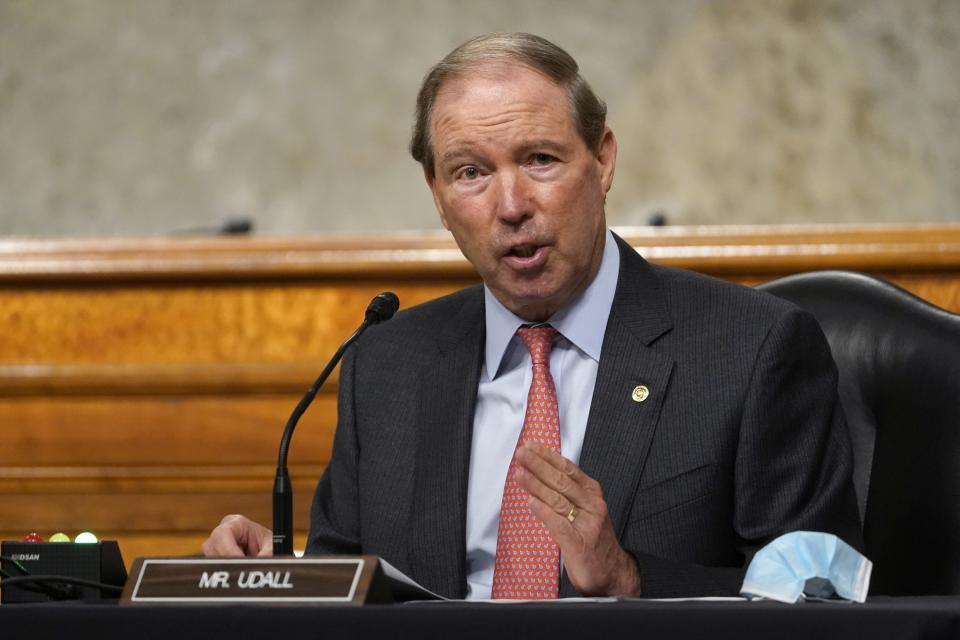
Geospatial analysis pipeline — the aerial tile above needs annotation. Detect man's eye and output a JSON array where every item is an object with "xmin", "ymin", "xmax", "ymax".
[
  {"xmin": 531, "ymin": 153, "xmax": 555, "ymax": 166},
  {"xmin": 458, "ymin": 167, "xmax": 481, "ymax": 181}
]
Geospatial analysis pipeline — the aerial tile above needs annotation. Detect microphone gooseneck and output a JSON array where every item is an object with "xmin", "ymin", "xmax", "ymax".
[{"xmin": 272, "ymin": 291, "xmax": 399, "ymax": 556}]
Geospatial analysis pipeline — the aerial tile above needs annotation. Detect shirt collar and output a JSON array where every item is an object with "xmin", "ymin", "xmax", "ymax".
[{"xmin": 483, "ymin": 228, "xmax": 620, "ymax": 380}]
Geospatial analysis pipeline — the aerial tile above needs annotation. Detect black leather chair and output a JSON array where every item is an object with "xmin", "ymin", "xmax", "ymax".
[{"xmin": 758, "ymin": 270, "xmax": 960, "ymax": 596}]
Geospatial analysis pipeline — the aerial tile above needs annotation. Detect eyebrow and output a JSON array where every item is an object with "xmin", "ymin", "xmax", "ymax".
[
  {"xmin": 440, "ymin": 149, "xmax": 477, "ymax": 167},
  {"xmin": 516, "ymin": 139, "xmax": 568, "ymax": 155},
  {"xmin": 439, "ymin": 139, "xmax": 569, "ymax": 168}
]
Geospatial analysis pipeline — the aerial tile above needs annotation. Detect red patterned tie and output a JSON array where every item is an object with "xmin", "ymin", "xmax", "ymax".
[{"xmin": 491, "ymin": 325, "xmax": 561, "ymax": 599}]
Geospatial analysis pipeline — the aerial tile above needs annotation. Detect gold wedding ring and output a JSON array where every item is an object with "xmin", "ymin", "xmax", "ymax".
[{"xmin": 566, "ymin": 507, "xmax": 578, "ymax": 524}]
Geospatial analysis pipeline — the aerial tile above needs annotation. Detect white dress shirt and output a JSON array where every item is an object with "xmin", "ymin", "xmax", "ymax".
[{"xmin": 464, "ymin": 228, "xmax": 621, "ymax": 599}]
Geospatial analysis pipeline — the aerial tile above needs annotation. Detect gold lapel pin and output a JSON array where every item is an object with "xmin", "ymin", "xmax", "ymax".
[{"xmin": 631, "ymin": 385, "xmax": 650, "ymax": 403}]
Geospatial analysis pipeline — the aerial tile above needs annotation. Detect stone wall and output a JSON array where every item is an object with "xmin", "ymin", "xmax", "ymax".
[{"xmin": 0, "ymin": 0, "xmax": 957, "ymax": 236}]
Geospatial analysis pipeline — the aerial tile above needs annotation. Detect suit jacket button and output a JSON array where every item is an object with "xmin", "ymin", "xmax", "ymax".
[{"xmin": 631, "ymin": 385, "xmax": 649, "ymax": 402}]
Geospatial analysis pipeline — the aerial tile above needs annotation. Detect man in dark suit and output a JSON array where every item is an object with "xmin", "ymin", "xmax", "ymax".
[{"xmin": 203, "ymin": 32, "xmax": 861, "ymax": 599}]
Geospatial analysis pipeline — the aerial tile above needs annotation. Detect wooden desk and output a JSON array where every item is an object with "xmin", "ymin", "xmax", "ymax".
[{"xmin": 2, "ymin": 224, "xmax": 958, "ymax": 563}]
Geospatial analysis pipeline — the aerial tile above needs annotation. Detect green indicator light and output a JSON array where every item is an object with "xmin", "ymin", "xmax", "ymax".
[
  {"xmin": 49, "ymin": 532, "xmax": 71, "ymax": 542},
  {"xmin": 74, "ymin": 531, "xmax": 98, "ymax": 544}
]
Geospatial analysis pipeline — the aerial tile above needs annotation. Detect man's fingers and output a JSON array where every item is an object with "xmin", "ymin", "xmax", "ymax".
[
  {"xmin": 528, "ymin": 494, "xmax": 576, "ymax": 539},
  {"xmin": 201, "ymin": 514, "xmax": 272, "ymax": 557},
  {"xmin": 201, "ymin": 525, "xmax": 246, "ymax": 557},
  {"xmin": 517, "ymin": 460, "xmax": 578, "ymax": 519},
  {"xmin": 229, "ymin": 515, "xmax": 273, "ymax": 556},
  {"xmin": 523, "ymin": 441, "xmax": 592, "ymax": 488},
  {"xmin": 515, "ymin": 442, "xmax": 594, "ymax": 513}
]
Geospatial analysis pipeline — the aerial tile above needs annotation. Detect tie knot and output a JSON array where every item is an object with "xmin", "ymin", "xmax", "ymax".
[{"xmin": 517, "ymin": 325, "xmax": 558, "ymax": 365}]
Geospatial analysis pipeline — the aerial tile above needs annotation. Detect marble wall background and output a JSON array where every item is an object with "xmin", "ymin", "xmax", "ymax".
[{"xmin": 1, "ymin": 0, "xmax": 958, "ymax": 237}]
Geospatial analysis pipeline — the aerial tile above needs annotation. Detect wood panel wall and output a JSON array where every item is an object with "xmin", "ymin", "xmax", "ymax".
[{"xmin": 2, "ymin": 224, "xmax": 959, "ymax": 566}]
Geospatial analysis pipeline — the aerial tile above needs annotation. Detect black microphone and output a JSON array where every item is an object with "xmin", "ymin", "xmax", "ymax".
[
  {"xmin": 272, "ymin": 292, "xmax": 399, "ymax": 556},
  {"xmin": 365, "ymin": 291, "xmax": 401, "ymax": 323}
]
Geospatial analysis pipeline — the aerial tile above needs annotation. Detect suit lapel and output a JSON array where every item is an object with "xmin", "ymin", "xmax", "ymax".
[
  {"xmin": 408, "ymin": 289, "xmax": 484, "ymax": 598},
  {"xmin": 560, "ymin": 235, "xmax": 675, "ymax": 596}
]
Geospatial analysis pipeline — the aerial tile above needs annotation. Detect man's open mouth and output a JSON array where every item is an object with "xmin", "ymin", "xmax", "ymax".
[{"xmin": 509, "ymin": 244, "xmax": 539, "ymax": 258}]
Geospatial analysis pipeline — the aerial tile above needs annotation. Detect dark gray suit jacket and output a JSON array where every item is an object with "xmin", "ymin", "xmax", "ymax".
[{"xmin": 306, "ymin": 235, "xmax": 862, "ymax": 598}]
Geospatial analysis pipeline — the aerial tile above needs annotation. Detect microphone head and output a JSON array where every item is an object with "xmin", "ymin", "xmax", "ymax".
[{"xmin": 365, "ymin": 291, "xmax": 400, "ymax": 323}]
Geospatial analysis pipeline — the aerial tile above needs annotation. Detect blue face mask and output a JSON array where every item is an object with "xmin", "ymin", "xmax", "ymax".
[{"xmin": 740, "ymin": 531, "xmax": 872, "ymax": 603}]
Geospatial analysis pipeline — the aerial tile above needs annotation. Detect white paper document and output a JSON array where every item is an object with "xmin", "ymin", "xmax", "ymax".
[{"xmin": 378, "ymin": 559, "xmax": 617, "ymax": 603}]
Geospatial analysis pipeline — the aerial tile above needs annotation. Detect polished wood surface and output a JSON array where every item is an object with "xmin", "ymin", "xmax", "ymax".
[
  {"xmin": 2, "ymin": 224, "xmax": 958, "ymax": 564},
  {"xmin": 3, "ymin": 224, "xmax": 960, "ymax": 281}
]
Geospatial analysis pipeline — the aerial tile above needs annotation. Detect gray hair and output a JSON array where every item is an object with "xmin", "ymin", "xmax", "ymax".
[{"xmin": 409, "ymin": 32, "xmax": 608, "ymax": 177}]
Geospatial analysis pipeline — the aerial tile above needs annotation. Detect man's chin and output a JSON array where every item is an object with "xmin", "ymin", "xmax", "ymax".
[{"xmin": 497, "ymin": 286, "xmax": 567, "ymax": 322}]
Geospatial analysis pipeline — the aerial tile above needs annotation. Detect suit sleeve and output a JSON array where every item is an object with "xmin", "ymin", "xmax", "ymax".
[
  {"xmin": 625, "ymin": 306, "xmax": 862, "ymax": 598},
  {"xmin": 733, "ymin": 306, "xmax": 862, "ymax": 551},
  {"xmin": 305, "ymin": 347, "xmax": 363, "ymax": 555}
]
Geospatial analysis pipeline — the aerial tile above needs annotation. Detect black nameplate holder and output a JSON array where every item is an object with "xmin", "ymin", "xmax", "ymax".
[{"xmin": 121, "ymin": 555, "xmax": 391, "ymax": 605}]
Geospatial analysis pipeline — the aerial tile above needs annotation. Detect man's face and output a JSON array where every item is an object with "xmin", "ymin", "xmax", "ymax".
[{"xmin": 426, "ymin": 63, "xmax": 617, "ymax": 322}]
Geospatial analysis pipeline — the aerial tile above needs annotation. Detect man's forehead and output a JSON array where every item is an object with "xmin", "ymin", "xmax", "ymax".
[
  {"xmin": 434, "ymin": 61, "xmax": 559, "ymax": 101},
  {"xmin": 429, "ymin": 64, "xmax": 572, "ymax": 136}
]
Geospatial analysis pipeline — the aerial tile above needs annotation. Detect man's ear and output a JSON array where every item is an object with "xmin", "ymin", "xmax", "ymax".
[
  {"xmin": 425, "ymin": 168, "xmax": 450, "ymax": 230},
  {"xmin": 596, "ymin": 127, "xmax": 618, "ymax": 195}
]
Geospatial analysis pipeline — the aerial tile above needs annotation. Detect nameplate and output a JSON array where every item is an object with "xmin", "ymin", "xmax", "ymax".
[{"xmin": 121, "ymin": 556, "xmax": 391, "ymax": 605}]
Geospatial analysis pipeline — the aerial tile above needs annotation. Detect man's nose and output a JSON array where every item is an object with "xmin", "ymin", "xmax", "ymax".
[{"xmin": 495, "ymin": 171, "xmax": 531, "ymax": 225}]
